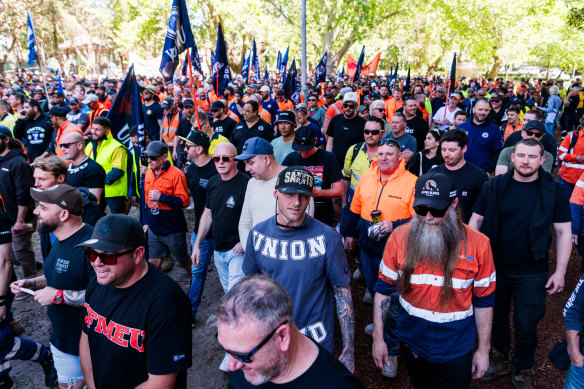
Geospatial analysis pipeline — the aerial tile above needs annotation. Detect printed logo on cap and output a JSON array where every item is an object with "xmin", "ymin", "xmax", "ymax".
[
  {"xmin": 97, "ymin": 217, "xmax": 114, "ymax": 235},
  {"xmin": 421, "ymin": 179, "xmax": 439, "ymax": 197}
]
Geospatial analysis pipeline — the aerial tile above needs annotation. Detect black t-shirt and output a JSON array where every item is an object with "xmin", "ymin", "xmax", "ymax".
[
  {"xmin": 212, "ymin": 116, "xmax": 237, "ymax": 139},
  {"xmin": 407, "ymin": 151, "xmax": 443, "ymax": 176},
  {"xmin": 143, "ymin": 102, "xmax": 164, "ymax": 141},
  {"xmin": 473, "ymin": 179, "xmax": 570, "ymax": 273},
  {"xmin": 83, "ymin": 263, "xmax": 192, "ymax": 389},
  {"xmin": 227, "ymin": 341, "xmax": 362, "ymax": 388},
  {"xmin": 231, "ymin": 119, "xmax": 274, "ymax": 154},
  {"xmin": 185, "ymin": 158, "xmax": 218, "ymax": 237},
  {"xmin": 431, "ymin": 97, "xmax": 446, "ymax": 114},
  {"xmin": 282, "ymin": 149, "xmax": 342, "ymax": 226},
  {"xmin": 205, "ymin": 172, "xmax": 250, "ymax": 250},
  {"xmin": 405, "ymin": 115, "xmax": 430, "ymax": 152},
  {"xmin": 564, "ymin": 94, "xmax": 580, "ymax": 114},
  {"xmin": 326, "ymin": 115, "xmax": 366, "ymax": 167},
  {"xmin": 66, "ymin": 157, "xmax": 106, "ymax": 190},
  {"xmin": 44, "ymin": 224, "xmax": 94, "ymax": 355},
  {"xmin": 430, "ymin": 162, "xmax": 488, "ymax": 223}
]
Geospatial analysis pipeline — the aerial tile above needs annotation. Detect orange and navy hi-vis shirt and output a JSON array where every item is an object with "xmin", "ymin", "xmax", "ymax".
[
  {"xmin": 375, "ymin": 223, "xmax": 496, "ymax": 363},
  {"xmin": 571, "ymin": 171, "xmax": 584, "ymax": 206},
  {"xmin": 324, "ymin": 101, "xmax": 343, "ymax": 121},
  {"xmin": 143, "ymin": 162, "xmax": 190, "ymax": 235},
  {"xmin": 385, "ymin": 98, "xmax": 403, "ymax": 123},
  {"xmin": 277, "ymin": 99, "xmax": 295, "ymax": 112},
  {"xmin": 559, "ymin": 129, "xmax": 584, "ymax": 184},
  {"xmin": 503, "ymin": 122, "xmax": 523, "ymax": 141}
]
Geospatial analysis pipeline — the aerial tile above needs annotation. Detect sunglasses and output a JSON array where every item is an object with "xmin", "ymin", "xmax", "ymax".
[
  {"xmin": 491, "ymin": 99, "xmax": 501, "ymax": 103},
  {"xmin": 376, "ymin": 108, "xmax": 385, "ymax": 112},
  {"xmin": 215, "ymin": 320, "xmax": 288, "ymax": 363},
  {"xmin": 213, "ymin": 156, "xmax": 232, "ymax": 163},
  {"xmin": 377, "ymin": 138, "xmax": 401, "ymax": 148},
  {"xmin": 364, "ymin": 129, "xmax": 381, "ymax": 135},
  {"xmin": 524, "ymin": 130, "xmax": 543, "ymax": 138},
  {"xmin": 414, "ymin": 205, "xmax": 449, "ymax": 218},
  {"xmin": 343, "ymin": 104, "xmax": 356, "ymax": 109},
  {"xmin": 85, "ymin": 247, "xmax": 134, "ymax": 265},
  {"xmin": 147, "ymin": 155, "xmax": 160, "ymax": 161},
  {"xmin": 59, "ymin": 142, "xmax": 79, "ymax": 149},
  {"xmin": 308, "ymin": 99, "xmax": 317, "ymax": 102}
]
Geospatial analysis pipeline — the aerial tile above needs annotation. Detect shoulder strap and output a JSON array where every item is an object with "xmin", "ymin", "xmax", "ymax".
[
  {"xmin": 418, "ymin": 151, "xmax": 424, "ymax": 176},
  {"xmin": 570, "ymin": 131, "xmax": 579, "ymax": 153},
  {"xmin": 351, "ymin": 142, "xmax": 364, "ymax": 165}
]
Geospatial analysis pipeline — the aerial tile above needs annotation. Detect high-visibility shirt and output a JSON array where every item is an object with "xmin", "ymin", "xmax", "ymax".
[
  {"xmin": 227, "ymin": 110, "xmax": 240, "ymax": 123},
  {"xmin": 385, "ymin": 98, "xmax": 403, "ymax": 123},
  {"xmin": 579, "ymin": 92, "xmax": 584, "ymax": 109},
  {"xmin": 161, "ymin": 110, "xmax": 181, "ymax": 147},
  {"xmin": 55, "ymin": 121, "xmax": 83, "ymax": 158},
  {"xmin": 277, "ymin": 99, "xmax": 295, "ymax": 112},
  {"xmin": 317, "ymin": 96, "xmax": 326, "ymax": 107},
  {"xmin": 570, "ymin": 171, "xmax": 584, "ymax": 206},
  {"xmin": 342, "ymin": 142, "xmax": 377, "ymax": 196},
  {"xmin": 102, "ymin": 100, "xmax": 112, "ymax": 110},
  {"xmin": 559, "ymin": 129, "xmax": 584, "ymax": 184},
  {"xmin": 0, "ymin": 113, "xmax": 16, "ymax": 132},
  {"xmin": 258, "ymin": 107, "xmax": 271, "ymax": 124},
  {"xmin": 209, "ymin": 132, "xmax": 229, "ymax": 156},
  {"xmin": 502, "ymin": 121, "xmax": 523, "ymax": 141},
  {"xmin": 375, "ymin": 223, "xmax": 496, "ymax": 363},
  {"xmin": 195, "ymin": 97, "xmax": 210, "ymax": 113},
  {"xmin": 324, "ymin": 101, "xmax": 343, "ymax": 121},
  {"xmin": 86, "ymin": 133, "xmax": 128, "ymax": 198},
  {"xmin": 88, "ymin": 107, "xmax": 108, "ymax": 129}
]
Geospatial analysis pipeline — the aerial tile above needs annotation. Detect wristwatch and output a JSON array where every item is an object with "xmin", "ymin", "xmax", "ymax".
[{"xmin": 53, "ymin": 290, "xmax": 64, "ymax": 305}]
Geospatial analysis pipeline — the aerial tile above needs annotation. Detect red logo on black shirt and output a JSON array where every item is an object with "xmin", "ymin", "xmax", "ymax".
[{"xmin": 84, "ymin": 303, "xmax": 145, "ymax": 352}]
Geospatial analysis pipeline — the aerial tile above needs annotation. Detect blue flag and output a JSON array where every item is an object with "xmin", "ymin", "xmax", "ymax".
[
  {"xmin": 352, "ymin": 46, "xmax": 365, "ymax": 83},
  {"xmin": 449, "ymin": 53, "xmax": 457, "ymax": 95},
  {"xmin": 313, "ymin": 52, "xmax": 327, "ymax": 84},
  {"xmin": 404, "ymin": 68, "xmax": 411, "ymax": 91},
  {"xmin": 181, "ymin": 43, "xmax": 204, "ymax": 78},
  {"xmin": 340, "ymin": 66, "xmax": 345, "ymax": 79},
  {"xmin": 159, "ymin": 0, "xmax": 195, "ymax": 80},
  {"xmin": 264, "ymin": 65, "xmax": 269, "ymax": 83},
  {"xmin": 58, "ymin": 72, "xmax": 63, "ymax": 94},
  {"xmin": 211, "ymin": 49, "xmax": 216, "ymax": 72},
  {"xmin": 241, "ymin": 52, "xmax": 250, "ymax": 83},
  {"xmin": 280, "ymin": 46, "xmax": 289, "ymax": 79},
  {"xmin": 277, "ymin": 51, "xmax": 282, "ymax": 71},
  {"xmin": 27, "ymin": 10, "xmax": 36, "ymax": 67},
  {"xmin": 250, "ymin": 39, "xmax": 261, "ymax": 84},
  {"xmin": 391, "ymin": 62, "xmax": 399, "ymax": 86},
  {"xmin": 212, "ymin": 23, "xmax": 231, "ymax": 96},
  {"xmin": 283, "ymin": 59, "xmax": 299, "ymax": 105}
]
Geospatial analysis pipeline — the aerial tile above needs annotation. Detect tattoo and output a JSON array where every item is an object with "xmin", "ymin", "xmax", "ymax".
[
  {"xmin": 32, "ymin": 279, "xmax": 37, "ymax": 289},
  {"xmin": 380, "ymin": 297, "xmax": 392, "ymax": 324},
  {"xmin": 63, "ymin": 290, "xmax": 86, "ymax": 307},
  {"xmin": 333, "ymin": 285, "xmax": 355, "ymax": 369}
]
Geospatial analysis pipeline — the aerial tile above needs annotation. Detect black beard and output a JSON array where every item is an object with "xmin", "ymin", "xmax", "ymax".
[{"xmin": 38, "ymin": 219, "xmax": 59, "ymax": 234}]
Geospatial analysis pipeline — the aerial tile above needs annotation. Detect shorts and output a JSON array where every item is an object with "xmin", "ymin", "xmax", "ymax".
[
  {"xmin": 0, "ymin": 218, "xmax": 12, "ymax": 245},
  {"xmin": 50, "ymin": 343, "xmax": 84, "ymax": 384},
  {"xmin": 148, "ymin": 230, "xmax": 188, "ymax": 264}
]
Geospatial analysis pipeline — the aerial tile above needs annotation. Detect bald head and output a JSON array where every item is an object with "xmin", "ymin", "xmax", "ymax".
[
  {"xmin": 61, "ymin": 132, "xmax": 85, "ymax": 144},
  {"xmin": 214, "ymin": 142, "xmax": 237, "ymax": 157}
]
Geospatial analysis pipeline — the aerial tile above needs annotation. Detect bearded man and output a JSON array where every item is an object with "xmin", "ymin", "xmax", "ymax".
[{"xmin": 372, "ymin": 172, "xmax": 496, "ymax": 389}]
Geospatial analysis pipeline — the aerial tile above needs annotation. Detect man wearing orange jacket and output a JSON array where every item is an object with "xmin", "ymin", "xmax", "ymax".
[
  {"xmin": 143, "ymin": 141, "xmax": 190, "ymax": 271},
  {"xmin": 44, "ymin": 106, "xmax": 83, "ymax": 160},
  {"xmin": 559, "ymin": 124, "xmax": 584, "ymax": 197}
]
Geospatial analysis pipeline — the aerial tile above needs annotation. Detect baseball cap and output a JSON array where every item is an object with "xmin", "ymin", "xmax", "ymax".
[
  {"xmin": 51, "ymin": 91, "xmax": 64, "ymax": 98},
  {"xmin": 437, "ymin": 86, "xmax": 447, "ymax": 93},
  {"xmin": 260, "ymin": 85, "xmax": 271, "ymax": 93},
  {"xmin": 143, "ymin": 141, "xmax": 168, "ymax": 158},
  {"xmin": 33, "ymin": 87, "xmax": 44, "ymax": 94},
  {"xmin": 180, "ymin": 131, "xmax": 210, "ymax": 150},
  {"xmin": 161, "ymin": 97, "xmax": 174, "ymax": 109},
  {"xmin": 275, "ymin": 166, "xmax": 314, "ymax": 197},
  {"xmin": 356, "ymin": 105, "xmax": 368, "ymax": 113},
  {"xmin": 249, "ymin": 84, "xmax": 260, "ymax": 89},
  {"xmin": 49, "ymin": 106, "xmax": 68, "ymax": 118},
  {"xmin": 343, "ymin": 92, "xmax": 359, "ymax": 104},
  {"xmin": 274, "ymin": 110, "xmax": 296, "ymax": 126},
  {"xmin": 234, "ymin": 137, "xmax": 273, "ymax": 160},
  {"xmin": 210, "ymin": 101, "xmax": 225, "ymax": 111},
  {"xmin": 339, "ymin": 87, "xmax": 353, "ymax": 98},
  {"xmin": 0, "ymin": 125, "xmax": 13, "ymax": 139},
  {"xmin": 30, "ymin": 185, "xmax": 83, "ymax": 216},
  {"xmin": 450, "ymin": 92, "xmax": 461, "ymax": 100},
  {"xmin": 76, "ymin": 214, "xmax": 145, "ymax": 252},
  {"xmin": 82, "ymin": 94, "xmax": 99, "ymax": 105},
  {"xmin": 324, "ymin": 92, "xmax": 334, "ymax": 98},
  {"xmin": 412, "ymin": 172, "xmax": 457, "ymax": 210},
  {"xmin": 183, "ymin": 98, "xmax": 194, "ymax": 107},
  {"xmin": 509, "ymin": 97, "xmax": 521, "ymax": 104},
  {"xmin": 292, "ymin": 126, "xmax": 316, "ymax": 151},
  {"xmin": 69, "ymin": 97, "xmax": 79, "ymax": 104},
  {"xmin": 523, "ymin": 120, "xmax": 545, "ymax": 133}
]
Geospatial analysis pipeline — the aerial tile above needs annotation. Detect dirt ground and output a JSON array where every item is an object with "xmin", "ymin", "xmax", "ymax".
[{"xmin": 8, "ymin": 207, "xmax": 577, "ymax": 388}]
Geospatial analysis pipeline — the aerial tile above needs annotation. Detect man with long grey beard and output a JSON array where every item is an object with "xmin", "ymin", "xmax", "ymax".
[{"xmin": 372, "ymin": 172, "xmax": 496, "ymax": 388}]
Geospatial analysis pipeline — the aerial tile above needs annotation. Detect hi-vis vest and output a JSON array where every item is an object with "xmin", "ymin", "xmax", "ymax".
[
  {"xmin": 56, "ymin": 121, "xmax": 83, "ymax": 158},
  {"xmin": 162, "ymin": 111, "xmax": 181, "ymax": 146},
  {"xmin": 86, "ymin": 132, "xmax": 128, "ymax": 198}
]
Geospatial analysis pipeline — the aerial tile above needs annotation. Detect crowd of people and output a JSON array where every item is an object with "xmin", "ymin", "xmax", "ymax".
[{"xmin": 0, "ymin": 69, "xmax": 583, "ymax": 389}]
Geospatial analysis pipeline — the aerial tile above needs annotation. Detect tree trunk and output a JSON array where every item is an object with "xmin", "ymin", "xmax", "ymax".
[
  {"xmin": 427, "ymin": 53, "xmax": 444, "ymax": 75},
  {"xmin": 486, "ymin": 55, "xmax": 501, "ymax": 79}
]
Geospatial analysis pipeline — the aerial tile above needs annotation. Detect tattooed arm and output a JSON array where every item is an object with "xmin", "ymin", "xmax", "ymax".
[
  {"xmin": 372, "ymin": 292, "xmax": 392, "ymax": 371},
  {"xmin": 64, "ymin": 290, "xmax": 86, "ymax": 307},
  {"xmin": 333, "ymin": 285, "xmax": 355, "ymax": 373}
]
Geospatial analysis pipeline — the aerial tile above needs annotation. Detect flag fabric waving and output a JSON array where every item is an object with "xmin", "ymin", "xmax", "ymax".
[
  {"xmin": 159, "ymin": 0, "xmax": 195, "ymax": 80},
  {"xmin": 212, "ymin": 23, "xmax": 231, "ymax": 97},
  {"xmin": 352, "ymin": 46, "xmax": 365, "ymax": 83},
  {"xmin": 404, "ymin": 68, "xmax": 411, "ymax": 91},
  {"xmin": 264, "ymin": 65, "xmax": 269, "ymax": 83},
  {"xmin": 283, "ymin": 59, "xmax": 299, "ymax": 105},
  {"xmin": 241, "ymin": 52, "xmax": 250, "ymax": 82},
  {"xmin": 361, "ymin": 52, "xmax": 381, "ymax": 76},
  {"xmin": 448, "ymin": 53, "xmax": 457, "ymax": 95},
  {"xmin": 58, "ymin": 72, "xmax": 64, "ymax": 94},
  {"xmin": 340, "ymin": 66, "xmax": 345, "ymax": 79},
  {"xmin": 280, "ymin": 46, "xmax": 289, "ymax": 80},
  {"xmin": 250, "ymin": 39, "xmax": 261, "ymax": 84},
  {"xmin": 277, "ymin": 51, "xmax": 282, "ymax": 71},
  {"xmin": 313, "ymin": 52, "xmax": 327, "ymax": 84},
  {"xmin": 27, "ymin": 10, "xmax": 36, "ymax": 67},
  {"xmin": 346, "ymin": 55, "xmax": 357, "ymax": 79}
]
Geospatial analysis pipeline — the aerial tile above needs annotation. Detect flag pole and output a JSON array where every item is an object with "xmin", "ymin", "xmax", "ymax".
[
  {"xmin": 37, "ymin": 44, "xmax": 51, "ymax": 108},
  {"xmin": 186, "ymin": 49, "xmax": 201, "ymax": 131}
]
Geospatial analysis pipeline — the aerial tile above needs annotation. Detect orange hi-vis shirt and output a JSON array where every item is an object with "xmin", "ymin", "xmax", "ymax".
[
  {"xmin": 277, "ymin": 99, "xmax": 295, "ymax": 112},
  {"xmin": 317, "ymin": 96, "xmax": 326, "ymax": 107},
  {"xmin": 258, "ymin": 107, "xmax": 271, "ymax": 123},
  {"xmin": 350, "ymin": 159, "xmax": 417, "ymax": 222},
  {"xmin": 385, "ymin": 98, "xmax": 403, "ymax": 123},
  {"xmin": 162, "ymin": 110, "xmax": 181, "ymax": 147},
  {"xmin": 324, "ymin": 101, "xmax": 344, "ymax": 121},
  {"xmin": 195, "ymin": 97, "xmax": 210, "ymax": 113},
  {"xmin": 55, "ymin": 121, "xmax": 83, "ymax": 158},
  {"xmin": 227, "ymin": 110, "xmax": 240, "ymax": 122},
  {"xmin": 559, "ymin": 129, "xmax": 584, "ymax": 184},
  {"xmin": 503, "ymin": 122, "xmax": 523, "ymax": 141},
  {"xmin": 570, "ymin": 171, "xmax": 584, "ymax": 206}
]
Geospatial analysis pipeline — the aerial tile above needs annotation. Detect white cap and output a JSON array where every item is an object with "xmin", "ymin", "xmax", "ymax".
[
  {"xmin": 343, "ymin": 92, "xmax": 359, "ymax": 104},
  {"xmin": 260, "ymin": 85, "xmax": 270, "ymax": 93},
  {"xmin": 339, "ymin": 87, "xmax": 353, "ymax": 97},
  {"xmin": 82, "ymin": 94, "xmax": 99, "ymax": 105}
]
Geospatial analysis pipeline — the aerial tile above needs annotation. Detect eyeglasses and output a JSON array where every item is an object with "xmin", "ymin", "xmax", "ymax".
[
  {"xmin": 364, "ymin": 129, "xmax": 381, "ymax": 135},
  {"xmin": 343, "ymin": 104, "xmax": 356, "ymax": 109},
  {"xmin": 215, "ymin": 320, "xmax": 288, "ymax": 363},
  {"xmin": 213, "ymin": 156, "xmax": 232, "ymax": 163},
  {"xmin": 85, "ymin": 247, "xmax": 135, "ymax": 265},
  {"xmin": 184, "ymin": 143, "xmax": 195, "ymax": 150},
  {"xmin": 414, "ymin": 205, "xmax": 449, "ymax": 218},
  {"xmin": 377, "ymin": 138, "xmax": 401, "ymax": 148},
  {"xmin": 59, "ymin": 142, "xmax": 79, "ymax": 149},
  {"xmin": 524, "ymin": 130, "xmax": 543, "ymax": 138}
]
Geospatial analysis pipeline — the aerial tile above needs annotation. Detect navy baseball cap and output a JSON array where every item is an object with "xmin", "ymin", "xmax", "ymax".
[
  {"xmin": 509, "ymin": 97, "xmax": 521, "ymax": 105},
  {"xmin": 234, "ymin": 137, "xmax": 273, "ymax": 160},
  {"xmin": 69, "ymin": 97, "xmax": 79, "ymax": 104}
]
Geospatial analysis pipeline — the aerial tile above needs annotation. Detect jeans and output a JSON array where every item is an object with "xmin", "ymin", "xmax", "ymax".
[
  {"xmin": 545, "ymin": 122, "xmax": 555, "ymax": 136},
  {"xmin": 361, "ymin": 248, "xmax": 381, "ymax": 296},
  {"xmin": 11, "ymin": 229, "xmax": 36, "ymax": 278},
  {"xmin": 188, "ymin": 233, "xmax": 214, "ymax": 315},
  {"xmin": 50, "ymin": 343, "xmax": 84, "ymax": 384},
  {"xmin": 214, "ymin": 248, "xmax": 244, "ymax": 293},
  {"xmin": 562, "ymin": 112, "xmax": 578, "ymax": 134},
  {"xmin": 558, "ymin": 177, "xmax": 576, "ymax": 199},
  {"xmin": 403, "ymin": 346, "xmax": 473, "ymax": 389},
  {"xmin": 492, "ymin": 271, "xmax": 547, "ymax": 371},
  {"xmin": 565, "ymin": 363, "xmax": 584, "ymax": 389}
]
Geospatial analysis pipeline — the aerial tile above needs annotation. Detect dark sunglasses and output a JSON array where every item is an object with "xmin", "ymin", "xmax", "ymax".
[
  {"xmin": 491, "ymin": 99, "xmax": 501, "ymax": 103},
  {"xmin": 85, "ymin": 247, "xmax": 135, "ymax": 265},
  {"xmin": 59, "ymin": 142, "xmax": 79, "ymax": 149},
  {"xmin": 414, "ymin": 205, "xmax": 448, "ymax": 218},
  {"xmin": 215, "ymin": 320, "xmax": 288, "ymax": 363},
  {"xmin": 364, "ymin": 129, "xmax": 381, "ymax": 135},
  {"xmin": 378, "ymin": 138, "xmax": 401, "ymax": 148},
  {"xmin": 343, "ymin": 104, "xmax": 356, "ymax": 109},
  {"xmin": 147, "ymin": 155, "xmax": 160, "ymax": 161},
  {"xmin": 308, "ymin": 99, "xmax": 317, "ymax": 102},
  {"xmin": 213, "ymin": 156, "xmax": 232, "ymax": 163},
  {"xmin": 524, "ymin": 130, "xmax": 543, "ymax": 138}
]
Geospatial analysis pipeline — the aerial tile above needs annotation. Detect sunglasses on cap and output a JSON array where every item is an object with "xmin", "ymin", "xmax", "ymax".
[
  {"xmin": 364, "ymin": 129, "xmax": 381, "ymax": 135},
  {"xmin": 524, "ymin": 130, "xmax": 543, "ymax": 138},
  {"xmin": 85, "ymin": 247, "xmax": 135, "ymax": 265},
  {"xmin": 343, "ymin": 103, "xmax": 356, "ymax": 109},
  {"xmin": 377, "ymin": 138, "xmax": 400, "ymax": 148},
  {"xmin": 213, "ymin": 156, "xmax": 232, "ymax": 163},
  {"xmin": 414, "ymin": 205, "xmax": 449, "ymax": 218},
  {"xmin": 215, "ymin": 320, "xmax": 288, "ymax": 363}
]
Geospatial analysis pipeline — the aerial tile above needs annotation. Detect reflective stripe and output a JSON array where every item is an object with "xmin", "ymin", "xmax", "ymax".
[
  {"xmin": 577, "ymin": 180, "xmax": 584, "ymax": 189},
  {"xmin": 32, "ymin": 341, "xmax": 42, "ymax": 361},
  {"xmin": 474, "ymin": 271, "xmax": 496, "ymax": 288},
  {"xmin": 0, "ymin": 361, "xmax": 10, "ymax": 374},
  {"xmin": 379, "ymin": 260, "xmax": 399, "ymax": 281},
  {"xmin": 563, "ymin": 162, "xmax": 584, "ymax": 169},
  {"xmin": 559, "ymin": 146, "xmax": 569, "ymax": 152},
  {"xmin": 5, "ymin": 337, "xmax": 21, "ymax": 360},
  {"xmin": 399, "ymin": 295, "xmax": 474, "ymax": 323},
  {"xmin": 409, "ymin": 273, "xmax": 474, "ymax": 289}
]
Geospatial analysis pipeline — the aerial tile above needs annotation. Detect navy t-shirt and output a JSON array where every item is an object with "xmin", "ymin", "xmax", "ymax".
[
  {"xmin": 243, "ymin": 216, "xmax": 350, "ymax": 352},
  {"xmin": 459, "ymin": 119, "xmax": 503, "ymax": 171}
]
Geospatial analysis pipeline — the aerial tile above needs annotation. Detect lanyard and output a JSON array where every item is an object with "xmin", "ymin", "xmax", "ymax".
[{"xmin": 375, "ymin": 175, "xmax": 388, "ymax": 211}]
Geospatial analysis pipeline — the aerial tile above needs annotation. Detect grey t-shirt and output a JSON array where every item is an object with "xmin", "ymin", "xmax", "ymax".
[
  {"xmin": 496, "ymin": 146, "xmax": 553, "ymax": 173},
  {"xmin": 243, "ymin": 216, "xmax": 350, "ymax": 352},
  {"xmin": 271, "ymin": 137, "xmax": 295, "ymax": 165}
]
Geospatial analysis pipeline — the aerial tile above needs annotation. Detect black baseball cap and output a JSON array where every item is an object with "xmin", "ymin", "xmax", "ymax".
[
  {"xmin": 0, "ymin": 125, "xmax": 13, "ymax": 139},
  {"xmin": 292, "ymin": 126, "xmax": 316, "ymax": 151},
  {"xmin": 210, "ymin": 101, "xmax": 225, "ymax": 111},
  {"xmin": 51, "ymin": 91, "xmax": 64, "ymax": 98},
  {"xmin": 413, "ymin": 172, "xmax": 457, "ymax": 210},
  {"xmin": 76, "ymin": 214, "xmax": 146, "ymax": 252},
  {"xmin": 30, "ymin": 185, "xmax": 83, "ymax": 216},
  {"xmin": 324, "ymin": 92, "xmax": 334, "ymax": 98},
  {"xmin": 69, "ymin": 97, "xmax": 79, "ymax": 104},
  {"xmin": 161, "ymin": 97, "xmax": 174, "ymax": 109},
  {"xmin": 523, "ymin": 120, "xmax": 545, "ymax": 133},
  {"xmin": 183, "ymin": 98, "xmax": 194, "ymax": 107},
  {"xmin": 275, "ymin": 110, "xmax": 296, "ymax": 126},
  {"xmin": 180, "ymin": 131, "xmax": 210, "ymax": 151},
  {"xmin": 143, "ymin": 141, "xmax": 168, "ymax": 157},
  {"xmin": 275, "ymin": 166, "xmax": 314, "ymax": 197}
]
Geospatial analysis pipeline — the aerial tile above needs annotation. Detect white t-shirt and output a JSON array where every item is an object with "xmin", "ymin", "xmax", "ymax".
[{"xmin": 433, "ymin": 106, "xmax": 462, "ymax": 131}]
